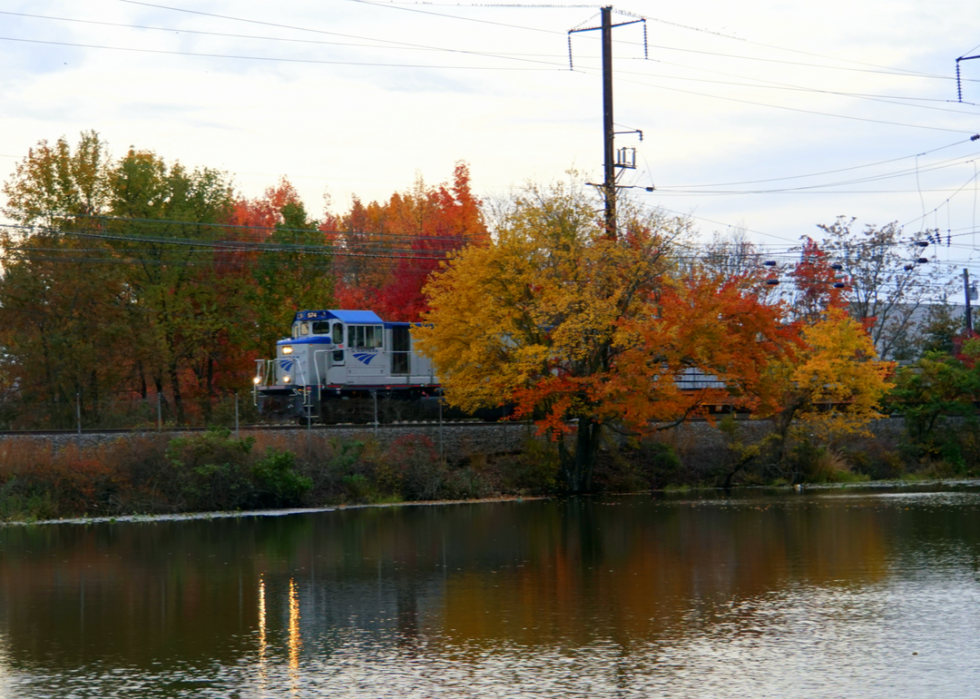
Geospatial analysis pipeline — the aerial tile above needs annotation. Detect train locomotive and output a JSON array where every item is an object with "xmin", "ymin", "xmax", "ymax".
[{"xmin": 253, "ymin": 309, "xmax": 444, "ymax": 423}]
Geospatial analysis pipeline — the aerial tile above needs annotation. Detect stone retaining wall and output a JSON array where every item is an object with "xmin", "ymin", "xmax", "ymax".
[{"xmin": 0, "ymin": 417, "xmax": 910, "ymax": 465}]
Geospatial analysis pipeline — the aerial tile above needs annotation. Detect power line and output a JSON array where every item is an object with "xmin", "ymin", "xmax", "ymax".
[
  {"xmin": 12, "ymin": 211, "xmax": 490, "ymax": 244},
  {"xmin": 902, "ymin": 166, "xmax": 980, "ymax": 229},
  {"xmin": 0, "ymin": 10, "xmax": 566, "ymax": 68},
  {"xmin": 598, "ymin": 68, "xmax": 979, "ymax": 135},
  {"xmin": 636, "ymin": 42, "xmax": 973, "ymax": 82},
  {"xmin": 655, "ymin": 137, "xmax": 976, "ymax": 189},
  {"xmin": 337, "ymin": 0, "xmax": 564, "ymax": 34},
  {"xmin": 0, "ymin": 35, "xmax": 562, "ymax": 70},
  {"xmin": 658, "ymin": 152, "xmax": 980, "ymax": 195},
  {"xmin": 617, "ymin": 59, "xmax": 980, "ymax": 115},
  {"xmin": 642, "ymin": 14, "xmax": 970, "ymax": 81}
]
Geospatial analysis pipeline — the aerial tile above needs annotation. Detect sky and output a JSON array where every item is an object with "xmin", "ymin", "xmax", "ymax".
[{"xmin": 2, "ymin": 0, "xmax": 980, "ymax": 277}]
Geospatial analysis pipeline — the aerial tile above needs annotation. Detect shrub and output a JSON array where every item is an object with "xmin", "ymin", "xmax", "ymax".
[
  {"xmin": 594, "ymin": 438, "xmax": 684, "ymax": 492},
  {"xmin": 389, "ymin": 435, "xmax": 445, "ymax": 501},
  {"xmin": 496, "ymin": 437, "xmax": 560, "ymax": 494},
  {"xmin": 165, "ymin": 429, "xmax": 256, "ymax": 511},
  {"xmin": 252, "ymin": 448, "xmax": 312, "ymax": 507}
]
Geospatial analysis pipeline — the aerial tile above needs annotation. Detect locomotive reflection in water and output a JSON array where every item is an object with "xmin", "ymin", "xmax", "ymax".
[{"xmin": 253, "ymin": 309, "xmax": 449, "ymax": 424}]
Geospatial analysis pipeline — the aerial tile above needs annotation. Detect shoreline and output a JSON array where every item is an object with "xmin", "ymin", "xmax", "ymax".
[{"xmin": 5, "ymin": 481, "xmax": 979, "ymax": 528}]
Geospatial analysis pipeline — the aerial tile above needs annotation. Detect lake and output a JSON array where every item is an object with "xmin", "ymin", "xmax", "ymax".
[{"xmin": 1, "ymin": 486, "xmax": 979, "ymax": 698}]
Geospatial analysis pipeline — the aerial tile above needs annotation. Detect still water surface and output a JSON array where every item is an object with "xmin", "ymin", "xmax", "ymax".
[{"xmin": 1, "ymin": 487, "xmax": 979, "ymax": 698}]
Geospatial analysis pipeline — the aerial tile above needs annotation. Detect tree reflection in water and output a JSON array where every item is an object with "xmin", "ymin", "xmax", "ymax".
[{"xmin": 0, "ymin": 488, "xmax": 978, "ymax": 697}]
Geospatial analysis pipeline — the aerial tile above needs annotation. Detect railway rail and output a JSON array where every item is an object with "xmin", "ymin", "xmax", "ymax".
[{"xmin": 0, "ymin": 419, "xmax": 525, "ymax": 438}]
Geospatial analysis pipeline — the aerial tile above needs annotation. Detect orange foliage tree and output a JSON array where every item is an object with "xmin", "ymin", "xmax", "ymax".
[{"xmin": 414, "ymin": 180, "xmax": 798, "ymax": 492}]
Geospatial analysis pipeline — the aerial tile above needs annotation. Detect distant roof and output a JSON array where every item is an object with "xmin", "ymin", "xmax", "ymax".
[{"xmin": 293, "ymin": 309, "xmax": 384, "ymax": 324}]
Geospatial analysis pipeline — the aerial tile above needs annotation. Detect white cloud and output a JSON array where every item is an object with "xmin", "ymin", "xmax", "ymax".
[{"xmin": 1, "ymin": 0, "xmax": 978, "ymax": 270}]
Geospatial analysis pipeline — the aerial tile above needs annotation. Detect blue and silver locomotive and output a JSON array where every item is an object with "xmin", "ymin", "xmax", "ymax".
[{"xmin": 253, "ymin": 310, "xmax": 442, "ymax": 423}]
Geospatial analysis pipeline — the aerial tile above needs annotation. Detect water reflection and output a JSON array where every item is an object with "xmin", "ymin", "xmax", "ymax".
[{"xmin": 0, "ymin": 488, "xmax": 978, "ymax": 697}]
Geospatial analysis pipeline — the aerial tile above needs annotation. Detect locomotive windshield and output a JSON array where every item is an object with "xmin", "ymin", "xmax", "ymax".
[{"xmin": 311, "ymin": 320, "xmax": 331, "ymax": 335}]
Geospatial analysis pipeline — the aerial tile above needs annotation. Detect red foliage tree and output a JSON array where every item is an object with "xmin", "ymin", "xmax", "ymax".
[
  {"xmin": 330, "ymin": 163, "xmax": 488, "ymax": 321},
  {"xmin": 790, "ymin": 236, "xmax": 851, "ymax": 324}
]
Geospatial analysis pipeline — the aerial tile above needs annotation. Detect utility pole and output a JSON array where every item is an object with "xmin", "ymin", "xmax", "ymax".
[
  {"xmin": 965, "ymin": 268, "xmax": 974, "ymax": 333},
  {"xmin": 601, "ymin": 6, "xmax": 615, "ymax": 239},
  {"xmin": 569, "ymin": 7, "xmax": 647, "ymax": 240}
]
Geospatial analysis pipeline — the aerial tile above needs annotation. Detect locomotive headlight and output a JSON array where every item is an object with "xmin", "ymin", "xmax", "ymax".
[
  {"xmin": 283, "ymin": 375, "xmax": 291, "ymax": 384},
  {"xmin": 282, "ymin": 346, "xmax": 293, "ymax": 355},
  {"xmin": 253, "ymin": 376, "xmax": 261, "ymax": 385}
]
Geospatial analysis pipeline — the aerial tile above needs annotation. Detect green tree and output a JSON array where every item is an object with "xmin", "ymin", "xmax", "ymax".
[
  {"xmin": 0, "ymin": 132, "xmax": 129, "ymax": 427},
  {"xmin": 106, "ymin": 149, "xmax": 237, "ymax": 423},
  {"xmin": 1, "ymin": 130, "xmax": 110, "ymax": 225},
  {"xmin": 890, "ymin": 343, "xmax": 980, "ymax": 461}
]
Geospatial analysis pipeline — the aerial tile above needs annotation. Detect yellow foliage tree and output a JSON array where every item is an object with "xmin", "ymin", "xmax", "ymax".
[
  {"xmin": 771, "ymin": 306, "xmax": 895, "ymax": 458},
  {"xmin": 414, "ymin": 180, "xmax": 797, "ymax": 492}
]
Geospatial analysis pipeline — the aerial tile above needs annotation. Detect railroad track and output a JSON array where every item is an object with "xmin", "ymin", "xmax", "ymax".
[{"xmin": 0, "ymin": 420, "xmax": 528, "ymax": 438}]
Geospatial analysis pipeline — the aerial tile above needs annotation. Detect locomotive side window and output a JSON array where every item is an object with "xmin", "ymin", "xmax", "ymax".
[
  {"xmin": 331, "ymin": 322, "xmax": 345, "ymax": 363},
  {"xmin": 391, "ymin": 326, "xmax": 410, "ymax": 375},
  {"xmin": 311, "ymin": 320, "xmax": 330, "ymax": 335},
  {"xmin": 348, "ymin": 325, "xmax": 384, "ymax": 349}
]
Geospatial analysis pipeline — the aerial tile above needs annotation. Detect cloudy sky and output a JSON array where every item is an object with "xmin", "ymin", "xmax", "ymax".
[{"xmin": 2, "ymin": 0, "xmax": 980, "ymax": 270}]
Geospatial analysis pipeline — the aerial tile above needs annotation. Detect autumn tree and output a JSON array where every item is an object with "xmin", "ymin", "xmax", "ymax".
[
  {"xmin": 788, "ymin": 236, "xmax": 849, "ymax": 324},
  {"xmin": 1, "ymin": 130, "xmax": 110, "ymax": 225},
  {"xmin": 0, "ymin": 229, "xmax": 131, "ymax": 427},
  {"xmin": 331, "ymin": 163, "xmax": 488, "ymax": 321},
  {"xmin": 0, "ymin": 132, "xmax": 130, "ymax": 427},
  {"xmin": 414, "ymin": 180, "xmax": 797, "ymax": 493},
  {"xmin": 1, "ymin": 133, "xmax": 255, "ymax": 426},
  {"xmin": 767, "ymin": 306, "xmax": 895, "ymax": 472}
]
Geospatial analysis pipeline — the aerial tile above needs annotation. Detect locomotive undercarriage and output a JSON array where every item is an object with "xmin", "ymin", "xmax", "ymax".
[
  {"xmin": 257, "ymin": 386, "xmax": 512, "ymax": 424},
  {"xmin": 258, "ymin": 386, "xmax": 456, "ymax": 425}
]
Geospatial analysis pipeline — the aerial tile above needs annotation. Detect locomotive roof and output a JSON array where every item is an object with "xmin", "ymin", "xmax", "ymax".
[{"xmin": 293, "ymin": 309, "xmax": 384, "ymax": 324}]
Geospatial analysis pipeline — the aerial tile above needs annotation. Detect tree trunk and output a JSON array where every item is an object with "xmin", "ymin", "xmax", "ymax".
[
  {"xmin": 168, "ymin": 360, "xmax": 185, "ymax": 425},
  {"xmin": 138, "ymin": 361, "xmax": 147, "ymax": 400},
  {"xmin": 559, "ymin": 419, "xmax": 603, "ymax": 494},
  {"xmin": 204, "ymin": 354, "xmax": 215, "ymax": 422}
]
